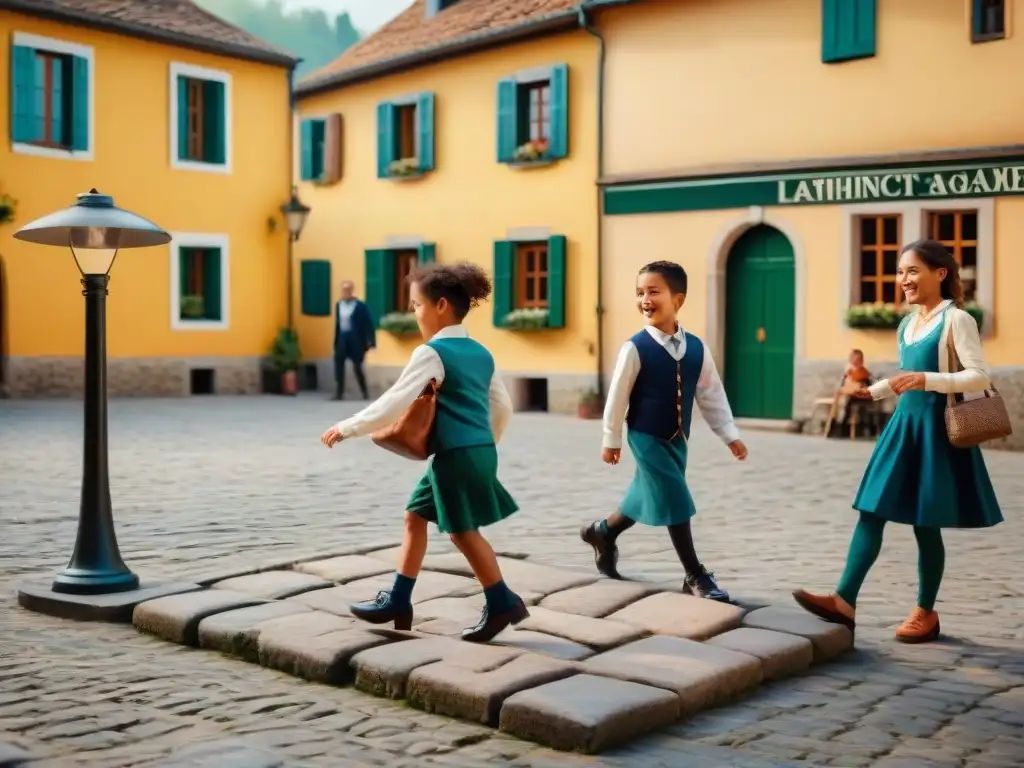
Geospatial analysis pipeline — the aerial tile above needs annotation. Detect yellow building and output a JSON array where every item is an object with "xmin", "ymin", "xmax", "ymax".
[
  {"xmin": 292, "ymin": 0, "xmax": 601, "ymax": 412},
  {"xmin": 594, "ymin": 0, "xmax": 1024, "ymax": 449},
  {"xmin": 0, "ymin": 0, "xmax": 297, "ymax": 397}
]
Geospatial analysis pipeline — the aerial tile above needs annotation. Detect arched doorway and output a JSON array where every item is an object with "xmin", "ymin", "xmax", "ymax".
[{"xmin": 724, "ymin": 225, "xmax": 796, "ymax": 419}]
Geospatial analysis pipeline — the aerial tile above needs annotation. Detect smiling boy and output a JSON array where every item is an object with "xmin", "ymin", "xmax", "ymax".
[{"xmin": 580, "ymin": 260, "xmax": 747, "ymax": 602}]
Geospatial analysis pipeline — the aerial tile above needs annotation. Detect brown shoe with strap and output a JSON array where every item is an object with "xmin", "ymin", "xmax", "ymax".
[
  {"xmin": 792, "ymin": 589, "xmax": 856, "ymax": 631},
  {"xmin": 895, "ymin": 607, "xmax": 940, "ymax": 644}
]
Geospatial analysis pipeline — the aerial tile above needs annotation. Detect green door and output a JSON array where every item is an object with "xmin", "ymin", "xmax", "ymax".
[{"xmin": 724, "ymin": 225, "xmax": 796, "ymax": 419}]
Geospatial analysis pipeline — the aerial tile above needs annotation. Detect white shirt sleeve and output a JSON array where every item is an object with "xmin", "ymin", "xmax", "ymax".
[
  {"xmin": 602, "ymin": 342, "xmax": 640, "ymax": 450},
  {"xmin": 335, "ymin": 344, "xmax": 444, "ymax": 439},
  {"xmin": 489, "ymin": 370, "xmax": 513, "ymax": 444},
  {"xmin": 694, "ymin": 343, "xmax": 741, "ymax": 445},
  {"xmin": 925, "ymin": 309, "xmax": 991, "ymax": 394}
]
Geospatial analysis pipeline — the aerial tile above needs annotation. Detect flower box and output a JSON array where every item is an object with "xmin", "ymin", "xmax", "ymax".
[
  {"xmin": 0, "ymin": 193, "xmax": 16, "ymax": 225},
  {"xmin": 845, "ymin": 302, "xmax": 984, "ymax": 331},
  {"xmin": 379, "ymin": 311, "xmax": 420, "ymax": 336},
  {"xmin": 502, "ymin": 308, "xmax": 549, "ymax": 330},
  {"xmin": 512, "ymin": 139, "xmax": 550, "ymax": 164},
  {"xmin": 387, "ymin": 158, "xmax": 421, "ymax": 178}
]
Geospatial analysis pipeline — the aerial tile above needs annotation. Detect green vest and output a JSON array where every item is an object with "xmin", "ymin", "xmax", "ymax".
[{"xmin": 427, "ymin": 337, "xmax": 496, "ymax": 452}]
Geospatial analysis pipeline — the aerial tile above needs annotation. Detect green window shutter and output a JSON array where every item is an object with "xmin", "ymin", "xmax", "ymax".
[
  {"xmin": 202, "ymin": 79, "xmax": 226, "ymax": 164},
  {"xmin": 179, "ymin": 248, "xmax": 189, "ymax": 303},
  {"xmin": 364, "ymin": 249, "xmax": 394, "ymax": 325},
  {"xmin": 546, "ymin": 235, "xmax": 566, "ymax": 329},
  {"xmin": 376, "ymin": 101, "xmax": 395, "ymax": 178},
  {"xmin": 492, "ymin": 241, "xmax": 514, "ymax": 327},
  {"xmin": 496, "ymin": 78, "xmax": 517, "ymax": 163},
  {"xmin": 11, "ymin": 45, "xmax": 37, "ymax": 143},
  {"xmin": 299, "ymin": 119, "xmax": 316, "ymax": 181},
  {"xmin": 176, "ymin": 75, "xmax": 189, "ymax": 160},
  {"xmin": 202, "ymin": 249, "xmax": 222, "ymax": 320},
  {"xmin": 312, "ymin": 119, "xmax": 326, "ymax": 179},
  {"xmin": 972, "ymin": 0, "xmax": 985, "ymax": 36},
  {"xmin": 70, "ymin": 56, "xmax": 89, "ymax": 151},
  {"xmin": 549, "ymin": 64, "xmax": 569, "ymax": 159},
  {"xmin": 417, "ymin": 91, "xmax": 435, "ymax": 172},
  {"xmin": 417, "ymin": 242, "xmax": 436, "ymax": 264},
  {"xmin": 300, "ymin": 260, "xmax": 332, "ymax": 316},
  {"xmin": 50, "ymin": 58, "xmax": 64, "ymax": 145},
  {"xmin": 822, "ymin": 0, "xmax": 876, "ymax": 63}
]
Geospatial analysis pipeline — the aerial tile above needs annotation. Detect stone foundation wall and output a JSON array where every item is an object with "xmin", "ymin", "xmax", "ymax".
[
  {"xmin": 794, "ymin": 357, "xmax": 1024, "ymax": 451},
  {"xmin": 4, "ymin": 356, "xmax": 262, "ymax": 398}
]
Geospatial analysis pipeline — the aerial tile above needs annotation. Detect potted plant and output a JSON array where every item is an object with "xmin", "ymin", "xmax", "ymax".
[
  {"xmin": 387, "ymin": 157, "xmax": 420, "ymax": 178},
  {"xmin": 379, "ymin": 311, "xmax": 420, "ymax": 336},
  {"xmin": 0, "ymin": 193, "xmax": 15, "ymax": 225},
  {"xmin": 269, "ymin": 327, "xmax": 302, "ymax": 395},
  {"xmin": 180, "ymin": 295, "xmax": 205, "ymax": 319},
  {"xmin": 578, "ymin": 389, "xmax": 603, "ymax": 420},
  {"xmin": 846, "ymin": 301, "xmax": 985, "ymax": 331},
  {"xmin": 512, "ymin": 139, "xmax": 550, "ymax": 164},
  {"xmin": 502, "ymin": 307, "xmax": 549, "ymax": 330}
]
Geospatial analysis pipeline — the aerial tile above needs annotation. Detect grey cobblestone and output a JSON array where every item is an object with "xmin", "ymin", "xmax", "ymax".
[{"xmin": 2, "ymin": 396, "xmax": 1024, "ymax": 765}]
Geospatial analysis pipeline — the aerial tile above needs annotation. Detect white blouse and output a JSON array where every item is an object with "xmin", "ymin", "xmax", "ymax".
[
  {"xmin": 868, "ymin": 300, "xmax": 991, "ymax": 400},
  {"xmin": 603, "ymin": 326, "xmax": 741, "ymax": 450},
  {"xmin": 333, "ymin": 325, "xmax": 514, "ymax": 441}
]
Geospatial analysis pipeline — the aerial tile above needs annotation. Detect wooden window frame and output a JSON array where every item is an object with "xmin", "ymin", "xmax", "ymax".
[
  {"xmin": 927, "ymin": 209, "xmax": 979, "ymax": 303},
  {"xmin": 393, "ymin": 249, "xmax": 418, "ymax": 313},
  {"xmin": 972, "ymin": 0, "xmax": 1007, "ymax": 42},
  {"xmin": 517, "ymin": 79, "xmax": 551, "ymax": 145},
  {"xmin": 170, "ymin": 233, "xmax": 230, "ymax": 331},
  {"xmin": 32, "ymin": 50, "xmax": 71, "ymax": 148},
  {"xmin": 184, "ymin": 77, "xmax": 205, "ymax": 162},
  {"xmin": 169, "ymin": 61, "xmax": 232, "ymax": 174},
  {"xmin": 855, "ymin": 214, "xmax": 903, "ymax": 306},
  {"xmin": 395, "ymin": 104, "xmax": 417, "ymax": 161},
  {"xmin": 515, "ymin": 242, "xmax": 550, "ymax": 310}
]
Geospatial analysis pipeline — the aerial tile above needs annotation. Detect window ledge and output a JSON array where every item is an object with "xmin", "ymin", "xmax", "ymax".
[
  {"xmin": 500, "ymin": 324, "xmax": 553, "ymax": 332},
  {"xmin": 506, "ymin": 158, "xmax": 556, "ymax": 170},
  {"xmin": 385, "ymin": 170, "xmax": 429, "ymax": 182},
  {"xmin": 12, "ymin": 142, "xmax": 93, "ymax": 162},
  {"xmin": 172, "ymin": 159, "xmax": 231, "ymax": 175},
  {"xmin": 172, "ymin": 319, "xmax": 228, "ymax": 331},
  {"xmin": 972, "ymin": 32, "xmax": 1006, "ymax": 43}
]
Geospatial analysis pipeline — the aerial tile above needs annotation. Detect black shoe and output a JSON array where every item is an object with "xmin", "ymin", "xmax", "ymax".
[
  {"xmin": 682, "ymin": 565, "xmax": 730, "ymax": 603},
  {"xmin": 461, "ymin": 595, "xmax": 529, "ymax": 643},
  {"xmin": 349, "ymin": 590, "xmax": 413, "ymax": 630},
  {"xmin": 580, "ymin": 522, "xmax": 623, "ymax": 580}
]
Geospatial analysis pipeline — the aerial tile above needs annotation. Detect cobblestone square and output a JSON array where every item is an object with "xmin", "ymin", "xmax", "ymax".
[{"xmin": 2, "ymin": 396, "xmax": 1023, "ymax": 766}]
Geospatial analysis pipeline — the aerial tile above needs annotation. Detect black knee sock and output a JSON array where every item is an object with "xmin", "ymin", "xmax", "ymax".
[
  {"xmin": 600, "ymin": 511, "xmax": 636, "ymax": 541},
  {"xmin": 667, "ymin": 521, "xmax": 701, "ymax": 575}
]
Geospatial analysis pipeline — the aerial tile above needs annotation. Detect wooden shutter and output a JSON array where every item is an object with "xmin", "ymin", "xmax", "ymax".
[
  {"xmin": 549, "ymin": 64, "xmax": 569, "ymax": 159},
  {"xmin": 176, "ymin": 75, "xmax": 189, "ymax": 160},
  {"xmin": 376, "ymin": 102, "xmax": 394, "ymax": 178},
  {"xmin": 70, "ymin": 56, "xmax": 89, "ymax": 151},
  {"xmin": 364, "ymin": 249, "xmax": 394, "ymax": 325},
  {"xmin": 300, "ymin": 260, "xmax": 332, "ymax": 316},
  {"xmin": 546, "ymin": 235, "xmax": 567, "ymax": 329},
  {"xmin": 299, "ymin": 119, "xmax": 316, "ymax": 181},
  {"xmin": 322, "ymin": 113, "xmax": 342, "ymax": 183},
  {"xmin": 492, "ymin": 241, "xmax": 514, "ymax": 327},
  {"xmin": 496, "ymin": 78, "xmax": 518, "ymax": 163},
  {"xmin": 417, "ymin": 92, "xmax": 435, "ymax": 172},
  {"xmin": 11, "ymin": 46, "xmax": 37, "ymax": 143},
  {"xmin": 821, "ymin": 0, "xmax": 877, "ymax": 63},
  {"xmin": 202, "ymin": 249, "xmax": 222, "ymax": 320},
  {"xmin": 417, "ymin": 242, "xmax": 436, "ymax": 264},
  {"xmin": 203, "ymin": 79, "xmax": 226, "ymax": 164}
]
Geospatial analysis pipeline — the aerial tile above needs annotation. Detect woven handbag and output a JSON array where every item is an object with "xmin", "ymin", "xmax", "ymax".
[
  {"xmin": 370, "ymin": 379, "xmax": 438, "ymax": 460},
  {"xmin": 944, "ymin": 321, "xmax": 1012, "ymax": 448}
]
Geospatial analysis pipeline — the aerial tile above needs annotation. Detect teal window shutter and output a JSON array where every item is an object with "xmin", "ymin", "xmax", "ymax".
[
  {"xmin": 546, "ymin": 235, "xmax": 566, "ymax": 329},
  {"xmin": 549, "ymin": 64, "xmax": 569, "ymax": 159},
  {"xmin": 364, "ymin": 249, "xmax": 394, "ymax": 324},
  {"xmin": 179, "ymin": 249, "xmax": 190, "ymax": 307},
  {"xmin": 299, "ymin": 119, "xmax": 316, "ymax": 181},
  {"xmin": 496, "ymin": 78, "xmax": 517, "ymax": 163},
  {"xmin": 972, "ymin": 0, "xmax": 985, "ymax": 36},
  {"xmin": 203, "ymin": 79, "xmax": 226, "ymax": 164},
  {"xmin": 50, "ymin": 58, "xmax": 64, "ymax": 145},
  {"xmin": 300, "ymin": 260, "xmax": 332, "ymax": 316},
  {"xmin": 376, "ymin": 102, "xmax": 395, "ymax": 178},
  {"xmin": 417, "ymin": 92, "xmax": 435, "ymax": 171},
  {"xmin": 70, "ymin": 56, "xmax": 89, "ymax": 151},
  {"xmin": 11, "ymin": 46, "xmax": 37, "ymax": 143},
  {"xmin": 176, "ymin": 75, "xmax": 189, "ymax": 160},
  {"xmin": 821, "ymin": 0, "xmax": 876, "ymax": 63},
  {"xmin": 202, "ymin": 249, "xmax": 222, "ymax": 320},
  {"xmin": 417, "ymin": 242, "xmax": 436, "ymax": 264},
  {"xmin": 492, "ymin": 241, "xmax": 514, "ymax": 327}
]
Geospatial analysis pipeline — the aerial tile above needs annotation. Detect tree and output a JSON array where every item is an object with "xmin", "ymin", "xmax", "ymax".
[{"xmin": 196, "ymin": 0, "xmax": 361, "ymax": 77}]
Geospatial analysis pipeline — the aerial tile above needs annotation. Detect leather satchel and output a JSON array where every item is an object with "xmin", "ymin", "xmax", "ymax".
[
  {"xmin": 370, "ymin": 379, "xmax": 438, "ymax": 460},
  {"xmin": 944, "ymin": 325, "xmax": 1012, "ymax": 448}
]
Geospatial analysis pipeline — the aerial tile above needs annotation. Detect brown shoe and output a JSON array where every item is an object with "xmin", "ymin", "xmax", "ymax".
[
  {"xmin": 895, "ymin": 607, "xmax": 940, "ymax": 644},
  {"xmin": 792, "ymin": 589, "xmax": 856, "ymax": 631}
]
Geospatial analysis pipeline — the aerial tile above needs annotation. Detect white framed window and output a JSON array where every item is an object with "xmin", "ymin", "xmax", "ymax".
[
  {"xmin": 169, "ymin": 233, "xmax": 230, "ymax": 331},
  {"xmin": 10, "ymin": 32, "xmax": 95, "ymax": 161},
  {"xmin": 169, "ymin": 62, "xmax": 232, "ymax": 174}
]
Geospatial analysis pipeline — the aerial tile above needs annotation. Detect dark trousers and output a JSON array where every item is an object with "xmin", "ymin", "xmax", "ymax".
[{"xmin": 334, "ymin": 335, "xmax": 368, "ymax": 399}]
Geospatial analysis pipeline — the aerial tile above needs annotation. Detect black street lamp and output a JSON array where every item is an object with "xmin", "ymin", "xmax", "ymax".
[
  {"xmin": 280, "ymin": 186, "xmax": 311, "ymax": 330},
  {"xmin": 14, "ymin": 190, "xmax": 170, "ymax": 595}
]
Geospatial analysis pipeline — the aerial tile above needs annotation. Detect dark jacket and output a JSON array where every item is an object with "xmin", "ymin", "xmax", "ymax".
[{"xmin": 333, "ymin": 299, "xmax": 376, "ymax": 360}]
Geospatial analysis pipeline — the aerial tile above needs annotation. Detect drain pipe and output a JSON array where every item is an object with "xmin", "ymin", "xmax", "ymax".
[{"xmin": 578, "ymin": 1, "xmax": 608, "ymax": 400}]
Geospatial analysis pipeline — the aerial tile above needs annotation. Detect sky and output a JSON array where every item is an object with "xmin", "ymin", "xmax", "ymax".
[{"xmin": 281, "ymin": 0, "xmax": 415, "ymax": 34}]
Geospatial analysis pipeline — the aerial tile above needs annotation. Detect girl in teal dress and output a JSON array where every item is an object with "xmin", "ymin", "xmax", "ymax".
[
  {"xmin": 794, "ymin": 239, "xmax": 1003, "ymax": 644},
  {"xmin": 320, "ymin": 262, "xmax": 526, "ymax": 643}
]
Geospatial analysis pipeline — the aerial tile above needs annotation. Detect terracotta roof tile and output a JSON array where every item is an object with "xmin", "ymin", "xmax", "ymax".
[
  {"xmin": 5, "ymin": 0, "xmax": 297, "ymax": 66},
  {"xmin": 300, "ymin": 0, "xmax": 579, "ymax": 92}
]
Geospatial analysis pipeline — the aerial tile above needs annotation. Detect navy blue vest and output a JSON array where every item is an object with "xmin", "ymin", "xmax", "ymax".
[{"xmin": 626, "ymin": 330, "xmax": 704, "ymax": 441}]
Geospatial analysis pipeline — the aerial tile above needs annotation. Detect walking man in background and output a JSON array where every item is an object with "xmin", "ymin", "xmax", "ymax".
[{"xmin": 333, "ymin": 280, "xmax": 375, "ymax": 400}]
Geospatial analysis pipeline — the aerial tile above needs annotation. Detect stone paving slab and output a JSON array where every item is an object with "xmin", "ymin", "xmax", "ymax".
[
  {"xmin": 196, "ymin": 601, "xmax": 314, "ymax": 661},
  {"xmin": 293, "ymin": 554, "xmax": 393, "ymax": 583},
  {"xmin": 741, "ymin": 606, "xmax": 854, "ymax": 662},
  {"xmin": 538, "ymin": 580, "xmax": 661, "ymax": 618},
  {"xmin": 133, "ymin": 590, "xmax": 268, "ymax": 646},
  {"xmin": 259, "ymin": 626, "xmax": 394, "ymax": 685},
  {"xmin": 492, "ymin": 628, "xmax": 595, "ymax": 661},
  {"xmin": 0, "ymin": 740, "xmax": 35, "ymax": 766},
  {"xmin": 499, "ymin": 674, "xmax": 680, "ymax": 754},
  {"xmin": 706, "ymin": 627, "xmax": 815, "ymax": 681},
  {"xmin": 407, "ymin": 552, "xmax": 597, "ymax": 598},
  {"xmin": 289, "ymin": 571, "xmax": 481, "ymax": 618},
  {"xmin": 519, "ymin": 605, "xmax": 648, "ymax": 651},
  {"xmin": 209, "ymin": 570, "xmax": 332, "ymax": 599},
  {"xmin": 148, "ymin": 738, "xmax": 284, "ymax": 768},
  {"xmin": 608, "ymin": 592, "xmax": 745, "ymax": 640}
]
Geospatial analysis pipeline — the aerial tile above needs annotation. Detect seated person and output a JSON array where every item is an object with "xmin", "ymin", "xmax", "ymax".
[{"xmin": 833, "ymin": 349, "xmax": 875, "ymax": 433}]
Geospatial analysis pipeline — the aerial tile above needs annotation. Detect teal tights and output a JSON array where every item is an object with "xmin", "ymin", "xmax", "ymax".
[{"xmin": 835, "ymin": 512, "xmax": 945, "ymax": 611}]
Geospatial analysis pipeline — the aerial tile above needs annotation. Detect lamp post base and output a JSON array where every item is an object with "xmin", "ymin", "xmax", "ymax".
[
  {"xmin": 52, "ymin": 567, "xmax": 140, "ymax": 595},
  {"xmin": 19, "ymin": 580, "xmax": 200, "ymax": 623}
]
